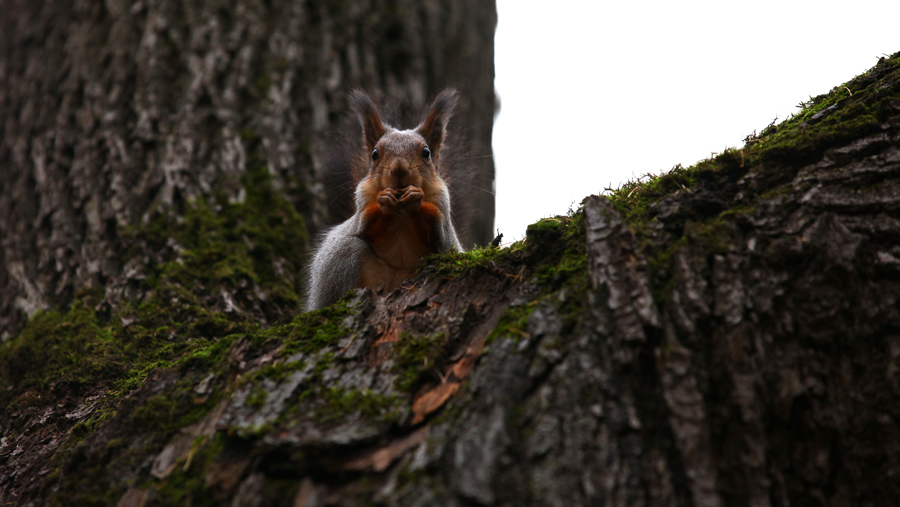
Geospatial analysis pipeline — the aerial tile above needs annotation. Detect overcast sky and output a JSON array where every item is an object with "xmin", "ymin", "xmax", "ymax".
[{"xmin": 492, "ymin": 0, "xmax": 900, "ymax": 242}]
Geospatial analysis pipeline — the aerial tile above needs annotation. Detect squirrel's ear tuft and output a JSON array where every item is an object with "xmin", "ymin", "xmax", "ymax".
[
  {"xmin": 417, "ymin": 89, "xmax": 458, "ymax": 157},
  {"xmin": 349, "ymin": 90, "xmax": 386, "ymax": 154}
]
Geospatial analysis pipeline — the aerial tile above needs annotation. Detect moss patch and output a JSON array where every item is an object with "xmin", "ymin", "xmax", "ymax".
[
  {"xmin": 607, "ymin": 51, "xmax": 900, "ymax": 229},
  {"xmin": 607, "ymin": 163, "xmax": 697, "ymax": 224},
  {"xmin": 151, "ymin": 434, "xmax": 227, "ymax": 507},
  {"xmin": 0, "ymin": 132, "xmax": 318, "ymax": 503},
  {"xmin": 265, "ymin": 296, "xmax": 357, "ymax": 356},
  {"xmin": 123, "ymin": 134, "xmax": 309, "ymax": 322},
  {"xmin": 317, "ymin": 387, "xmax": 404, "ymax": 424},
  {"xmin": 485, "ymin": 302, "xmax": 536, "ymax": 344},
  {"xmin": 0, "ymin": 297, "xmax": 123, "ymax": 411},
  {"xmin": 392, "ymin": 332, "xmax": 448, "ymax": 392},
  {"xmin": 526, "ymin": 213, "xmax": 588, "ymax": 292},
  {"xmin": 0, "ymin": 295, "xmax": 247, "ymax": 424},
  {"xmin": 429, "ymin": 242, "xmax": 523, "ymax": 277}
]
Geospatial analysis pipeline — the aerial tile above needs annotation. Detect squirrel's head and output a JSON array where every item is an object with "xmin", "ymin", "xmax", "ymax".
[{"xmin": 350, "ymin": 89, "xmax": 458, "ymax": 193}]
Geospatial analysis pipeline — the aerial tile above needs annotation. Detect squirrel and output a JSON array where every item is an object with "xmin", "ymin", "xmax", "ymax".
[{"xmin": 305, "ymin": 89, "xmax": 464, "ymax": 311}]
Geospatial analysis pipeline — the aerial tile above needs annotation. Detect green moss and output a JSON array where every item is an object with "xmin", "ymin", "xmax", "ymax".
[
  {"xmin": 486, "ymin": 302, "xmax": 536, "ymax": 345},
  {"xmin": 596, "ymin": 53, "xmax": 900, "ymax": 311},
  {"xmin": 686, "ymin": 218, "xmax": 738, "ymax": 255},
  {"xmin": 316, "ymin": 387, "xmax": 403, "ymax": 424},
  {"xmin": 608, "ymin": 163, "xmax": 698, "ymax": 224},
  {"xmin": 316, "ymin": 350, "xmax": 337, "ymax": 371},
  {"xmin": 0, "ymin": 127, "xmax": 312, "ymax": 416},
  {"xmin": 0, "ymin": 117, "xmax": 325, "ymax": 506},
  {"xmin": 250, "ymin": 361, "xmax": 301, "ymax": 384},
  {"xmin": 429, "ymin": 242, "xmax": 522, "ymax": 277},
  {"xmin": 151, "ymin": 434, "xmax": 226, "ymax": 507},
  {"xmin": 526, "ymin": 211, "xmax": 588, "ymax": 294},
  {"xmin": 237, "ymin": 368, "xmax": 404, "ymax": 429},
  {"xmin": 447, "ymin": 208, "xmax": 591, "ymax": 349},
  {"xmin": 393, "ymin": 332, "xmax": 447, "ymax": 392},
  {"xmin": 122, "ymin": 134, "xmax": 309, "ymax": 319},
  {"xmin": 0, "ymin": 291, "xmax": 243, "ymax": 437},
  {"xmin": 0, "ymin": 300, "xmax": 125, "ymax": 412},
  {"xmin": 0, "ymin": 129, "xmax": 316, "ymax": 502},
  {"xmin": 606, "ymin": 52, "xmax": 900, "ymax": 231},
  {"xmin": 246, "ymin": 388, "xmax": 269, "ymax": 409},
  {"xmin": 262, "ymin": 295, "xmax": 357, "ymax": 356},
  {"xmin": 132, "ymin": 379, "xmax": 221, "ymax": 435}
]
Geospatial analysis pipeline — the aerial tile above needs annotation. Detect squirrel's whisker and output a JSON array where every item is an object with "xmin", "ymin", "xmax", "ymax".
[{"xmin": 444, "ymin": 177, "xmax": 495, "ymax": 196}]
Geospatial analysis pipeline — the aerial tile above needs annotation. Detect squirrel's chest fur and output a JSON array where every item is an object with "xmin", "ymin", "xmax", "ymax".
[{"xmin": 357, "ymin": 201, "xmax": 440, "ymax": 292}]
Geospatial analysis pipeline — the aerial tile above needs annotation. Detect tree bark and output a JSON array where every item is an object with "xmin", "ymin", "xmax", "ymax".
[
  {"xmin": 3, "ymin": 3, "xmax": 900, "ymax": 506},
  {"xmin": 0, "ymin": 0, "xmax": 497, "ymax": 340}
]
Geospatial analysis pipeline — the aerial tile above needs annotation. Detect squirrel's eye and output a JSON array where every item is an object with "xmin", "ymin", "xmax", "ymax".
[
  {"xmin": 422, "ymin": 146, "xmax": 431, "ymax": 159},
  {"xmin": 371, "ymin": 149, "xmax": 379, "ymax": 161}
]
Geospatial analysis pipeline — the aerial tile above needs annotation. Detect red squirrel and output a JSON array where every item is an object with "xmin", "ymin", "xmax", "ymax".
[{"xmin": 305, "ymin": 90, "xmax": 463, "ymax": 310}]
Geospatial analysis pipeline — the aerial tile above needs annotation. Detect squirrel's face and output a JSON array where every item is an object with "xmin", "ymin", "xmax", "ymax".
[
  {"xmin": 368, "ymin": 129, "xmax": 440, "ymax": 192},
  {"xmin": 350, "ymin": 89, "xmax": 457, "ymax": 203}
]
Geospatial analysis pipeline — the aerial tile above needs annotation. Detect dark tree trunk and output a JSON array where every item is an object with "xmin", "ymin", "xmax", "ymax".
[
  {"xmin": 0, "ymin": 0, "xmax": 497, "ymax": 340},
  {"xmin": 3, "ymin": 2, "xmax": 900, "ymax": 506}
]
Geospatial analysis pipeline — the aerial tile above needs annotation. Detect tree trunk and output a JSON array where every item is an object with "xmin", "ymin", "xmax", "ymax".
[
  {"xmin": 0, "ymin": 0, "xmax": 497, "ymax": 340},
  {"xmin": 3, "ymin": 3, "xmax": 900, "ymax": 506}
]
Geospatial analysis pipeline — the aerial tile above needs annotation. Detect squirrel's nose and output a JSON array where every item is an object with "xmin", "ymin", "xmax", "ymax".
[{"xmin": 390, "ymin": 160, "xmax": 409, "ymax": 179}]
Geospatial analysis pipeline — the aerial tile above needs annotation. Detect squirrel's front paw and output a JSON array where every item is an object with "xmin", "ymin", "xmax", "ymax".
[
  {"xmin": 377, "ymin": 188, "xmax": 399, "ymax": 213},
  {"xmin": 398, "ymin": 186, "xmax": 424, "ymax": 212}
]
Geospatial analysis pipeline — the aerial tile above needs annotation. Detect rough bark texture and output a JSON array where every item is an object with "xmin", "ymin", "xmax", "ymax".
[
  {"xmin": 0, "ymin": 0, "xmax": 498, "ymax": 340},
  {"xmin": 3, "ymin": 4, "xmax": 900, "ymax": 506}
]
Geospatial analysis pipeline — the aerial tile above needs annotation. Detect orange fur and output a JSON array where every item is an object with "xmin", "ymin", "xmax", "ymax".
[
  {"xmin": 359, "ymin": 202, "xmax": 390, "ymax": 246},
  {"xmin": 357, "ymin": 201, "xmax": 443, "ymax": 292},
  {"xmin": 415, "ymin": 202, "xmax": 442, "ymax": 251}
]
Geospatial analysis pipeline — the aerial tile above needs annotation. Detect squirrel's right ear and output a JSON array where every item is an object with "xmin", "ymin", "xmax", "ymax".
[{"xmin": 349, "ymin": 90, "xmax": 386, "ymax": 154}]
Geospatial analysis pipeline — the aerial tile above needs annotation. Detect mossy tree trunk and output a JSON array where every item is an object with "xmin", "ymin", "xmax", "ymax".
[
  {"xmin": 2, "ymin": 3, "xmax": 900, "ymax": 506},
  {"xmin": 0, "ymin": 0, "xmax": 497, "ymax": 341}
]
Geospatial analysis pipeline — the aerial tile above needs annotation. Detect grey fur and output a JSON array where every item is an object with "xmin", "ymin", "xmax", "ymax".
[{"xmin": 305, "ymin": 218, "xmax": 369, "ymax": 312}]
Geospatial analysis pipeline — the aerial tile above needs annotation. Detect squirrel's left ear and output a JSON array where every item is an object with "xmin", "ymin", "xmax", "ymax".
[{"xmin": 417, "ymin": 89, "xmax": 458, "ymax": 158}]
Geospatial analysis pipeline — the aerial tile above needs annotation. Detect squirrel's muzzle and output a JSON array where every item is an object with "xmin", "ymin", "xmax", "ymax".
[
  {"xmin": 389, "ymin": 159, "xmax": 410, "ymax": 180},
  {"xmin": 387, "ymin": 159, "xmax": 414, "ymax": 188}
]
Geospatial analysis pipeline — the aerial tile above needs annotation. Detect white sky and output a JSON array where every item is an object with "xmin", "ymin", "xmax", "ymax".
[{"xmin": 493, "ymin": 0, "xmax": 900, "ymax": 242}]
